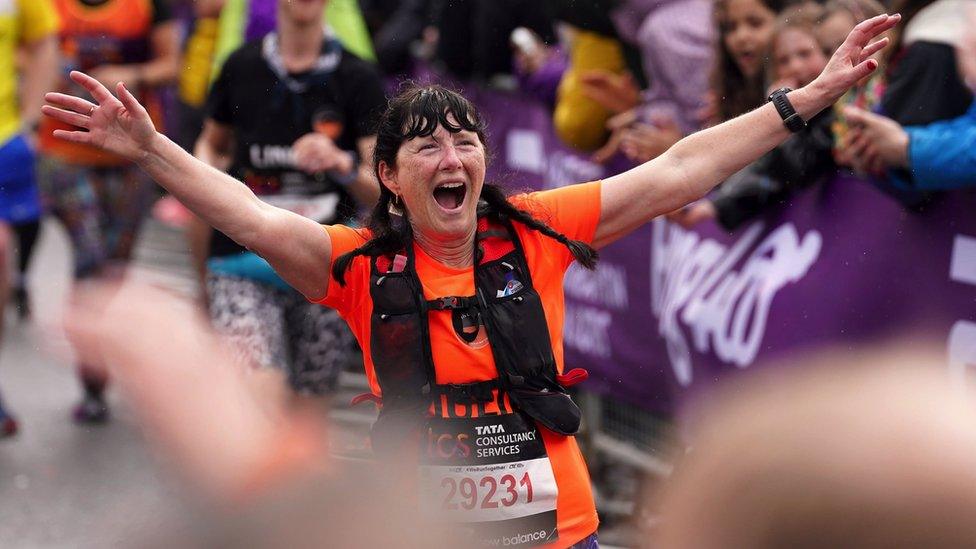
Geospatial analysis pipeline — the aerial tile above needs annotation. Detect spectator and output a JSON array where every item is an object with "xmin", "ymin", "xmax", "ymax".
[
  {"xmin": 881, "ymin": 0, "xmax": 971, "ymax": 127},
  {"xmin": 670, "ymin": 3, "xmax": 837, "ymax": 230},
  {"xmin": 840, "ymin": 5, "xmax": 976, "ymax": 188},
  {"xmin": 838, "ymin": 0, "xmax": 972, "ymax": 205},
  {"xmin": 815, "ymin": 0, "xmax": 886, "ymax": 168},
  {"xmin": 553, "ymin": 25, "xmax": 631, "ymax": 151},
  {"xmin": 710, "ymin": 0, "xmax": 791, "ymax": 124},
  {"xmin": 589, "ymin": 0, "xmax": 715, "ymax": 164},
  {"xmin": 175, "ymin": 0, "xmax": 225, "ymax": 150}
]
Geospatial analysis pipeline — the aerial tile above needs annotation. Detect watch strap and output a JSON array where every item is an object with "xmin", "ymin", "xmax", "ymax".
[{"xmin": 768, "ymin": 88, "xmax": 807, "ymax": 133}]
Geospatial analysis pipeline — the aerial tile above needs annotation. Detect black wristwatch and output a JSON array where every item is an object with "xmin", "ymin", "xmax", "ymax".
[{"xmin": 767, "ymin": 87, "xmax": 806, "ymax": 133}]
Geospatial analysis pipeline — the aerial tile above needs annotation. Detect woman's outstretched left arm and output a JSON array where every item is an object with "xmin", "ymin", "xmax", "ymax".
[{"xmin": 593, "ymin": 13, "xmax": 900, "ymax": 248}]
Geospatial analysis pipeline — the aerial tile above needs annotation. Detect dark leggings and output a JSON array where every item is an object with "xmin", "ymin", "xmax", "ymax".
[{"xmin": 11, "ymin": 219, "xmax": 39, "ymax": 284}]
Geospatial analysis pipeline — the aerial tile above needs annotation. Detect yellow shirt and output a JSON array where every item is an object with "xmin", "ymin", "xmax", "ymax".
[{"xmin": 0, "ymin": 0, "xmax": 59, "ymax": 145}]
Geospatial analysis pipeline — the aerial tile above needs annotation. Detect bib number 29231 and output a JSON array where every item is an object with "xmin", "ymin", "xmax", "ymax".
[{"xmin": 420, "ymin": 414, "xmax": 559, "ymax": 546}]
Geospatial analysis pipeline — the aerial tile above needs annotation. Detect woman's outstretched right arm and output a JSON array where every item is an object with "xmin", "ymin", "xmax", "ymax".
[{"xmin": 43, "ymin": 71, "xmax": 335, "ymax": 300}]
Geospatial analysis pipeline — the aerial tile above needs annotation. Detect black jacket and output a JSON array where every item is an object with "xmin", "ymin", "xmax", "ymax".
[{"xmin": 711, "ymin": 109, "xmax": 835, "ymax": 231}]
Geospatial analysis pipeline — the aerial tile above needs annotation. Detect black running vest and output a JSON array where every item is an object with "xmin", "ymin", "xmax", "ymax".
[{"xmin": 365, "ymin": 216, "xmax": 584, "ymax": 456}]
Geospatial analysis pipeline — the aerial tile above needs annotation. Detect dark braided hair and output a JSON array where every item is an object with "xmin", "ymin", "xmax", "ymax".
[{"xmin": 332, "ymin": 83, "xmax": 598, "ymax": 286}]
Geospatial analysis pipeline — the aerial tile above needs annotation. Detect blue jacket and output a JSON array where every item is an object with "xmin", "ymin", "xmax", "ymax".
[{"xmin": 894, "ymin": 100, "xmax": 976, "ymax": 190}]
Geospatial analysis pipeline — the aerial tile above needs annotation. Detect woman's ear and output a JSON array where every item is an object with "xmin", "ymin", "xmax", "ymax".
[{"xmin": 378, "ymin": 160, "xmax": 400, "ymax": 196}]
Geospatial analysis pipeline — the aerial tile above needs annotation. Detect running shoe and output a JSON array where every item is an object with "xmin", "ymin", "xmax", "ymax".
[{"xmin": 72, "ymin": 396, "xmax": 110, "ymax": 424}]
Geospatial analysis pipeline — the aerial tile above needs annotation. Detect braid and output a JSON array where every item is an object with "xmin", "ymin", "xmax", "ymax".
[
  {"xmin": 332, "ymin": 191, "xmax": 412, "ymax": 286},
  {"xmin": 479, "ymin": 184, "xmax": 599, "ymax": 270}
]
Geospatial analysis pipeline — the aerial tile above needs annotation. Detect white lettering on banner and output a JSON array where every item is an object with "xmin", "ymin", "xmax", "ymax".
[
  {"xmin": 249, "ymin": 144, "xmax": 296, "ymax": 169},
  {"xmin": 564, "ymin": 303, "xmax": 612, "ymax": 358},
  {"xmin": 565, "ymin": 262, "xmax": 629, "ymax": 309},
  {"xmin": 420, "ymin": 458, "xmax": 558, "ymax": 523},
  {"xmin": 948, "ymin": 235, "xmax": 976, "ymax": 387},
  {"xmin": 650, "ymin": 219, "xmax": 822, "ymax": 385}
]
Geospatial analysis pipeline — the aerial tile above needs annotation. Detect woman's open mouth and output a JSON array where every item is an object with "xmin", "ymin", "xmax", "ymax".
[{"xmin": 433, "ymin": 181, "xmax": 466, "ymax": 211}]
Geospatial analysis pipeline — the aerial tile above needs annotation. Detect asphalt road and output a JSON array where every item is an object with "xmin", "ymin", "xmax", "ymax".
[{"xmin": 0, "ymin": 219, "xmax": 191, "ymax": 547}]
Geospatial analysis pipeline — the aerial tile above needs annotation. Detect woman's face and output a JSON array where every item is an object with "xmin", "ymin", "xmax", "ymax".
[
  {"xmin": 381, "ymin": 121, "xmax": 487, "ymax": 241},
  {"xmin": 816, "ymin": 10, "xmax": 856, "ymax": 55},
  {"xmin": 722, "ymin": 0, "xmax": 778, "ymax": 78},
  {"xmin": 774, "ymin": 28, "xmax": 829, "ymax": 87}
]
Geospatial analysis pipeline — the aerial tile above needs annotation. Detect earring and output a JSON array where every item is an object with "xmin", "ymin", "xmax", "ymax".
[{"xmin": 388, "ymin": 194, "xmax": 403, "ymax": 216}]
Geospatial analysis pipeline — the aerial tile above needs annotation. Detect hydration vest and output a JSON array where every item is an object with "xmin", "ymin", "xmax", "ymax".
[{"xmin": 363, "ymin": 215, "xmax": 587, "ymax": 456}]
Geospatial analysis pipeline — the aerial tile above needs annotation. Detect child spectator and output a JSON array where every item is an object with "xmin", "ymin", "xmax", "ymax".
[
  {"xmin": 710, "ymin": 0, "xmax": 790, "ymax": 124},
  {"xmin": 670, "ymin": 3, "xmax": 837, "ymax": 230}
]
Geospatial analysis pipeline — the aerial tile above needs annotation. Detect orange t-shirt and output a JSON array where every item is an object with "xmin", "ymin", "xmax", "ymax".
[
  {"xmin": 318, "ymin": 181, "xmax": 603, "ymax": 547},
  {"xmin": 38, "ymin": 0, "xmax": 163, "ymax": 166}
]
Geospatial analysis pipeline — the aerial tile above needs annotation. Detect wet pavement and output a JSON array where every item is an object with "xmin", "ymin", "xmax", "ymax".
[{"xmin": 0, "ymin": 220, "xmax": 188, "ymax": 547}]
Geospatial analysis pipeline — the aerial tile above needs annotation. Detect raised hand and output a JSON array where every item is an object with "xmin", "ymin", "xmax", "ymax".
[
  {"xmin": 41, "ymin": 70, "xmax": 157, "ymax": 162},
  {"xmin": 579, "ymin": 70, "xmax": 641, "ymax": 114},
  {"xmin": 809, "ymin": 13, "xmax": 900, "ymax": 104}
]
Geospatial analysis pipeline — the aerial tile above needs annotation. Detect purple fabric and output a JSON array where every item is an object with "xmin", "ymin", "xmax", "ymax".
[
  {"xmin": 514, "ymin": 48, "xmax": 568, "ymax": 107},
  {"xmin": 245, "ymin": 0, "xmax": 277, "ymax": 42},
  {"xmin": 611, "ymin": 0, "xmax": 715, "ymax": 133},
  {"xmin": 434, "ymin": 76, "xmax": 976, "ymax": 416}
]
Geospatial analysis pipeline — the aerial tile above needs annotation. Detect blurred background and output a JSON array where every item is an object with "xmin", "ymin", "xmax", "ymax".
[{"xmin": 1, "ymin": 0, "xmax": 975, "ymax": 547}]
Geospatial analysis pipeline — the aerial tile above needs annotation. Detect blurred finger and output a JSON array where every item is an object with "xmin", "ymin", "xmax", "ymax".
[
  {"xmin": 868, "ymin": 154, "xmax": 885, "ymax": 175},
  {"xmin": 50, "ymin": 128, "xmax": 92, "ymax": 144},
  {"xmin": 846, "ymin": 132, "xmax": 872, "ymax": 158},
  {"xmin": 41, "ymin": 105, "xmax": 90, "ymax": 129},
  {"xmin": 69, "ymin": 70, "xmax": 118, "ymax": 105},
  {"xmin": 116, "ymin": 82, "xmax": 149, "ymax": 118},
  {"xmin": 607, "ymin": 109, "xmax": 637, "ymax": 130},
  {"xmin": 860, "ymin": 37, "xmax": 890, "ymax": 62},
  {"xmin": 627, "ymin": 123, "xmax": 658, "ymax": 140},
  {"xmin": 842, "ymin": 106, "xmax": 872, "ymax": 125},
  {"xmin": 592, "ymin": 131, "xmax": 622, "ymax": 164},
  {"xmin": 849, "ymin": 14, "xmax": 900, "ymax": 47},
  {"xmin": 44, "ymin": 92, "xmax": 96, "ymax": 114}
]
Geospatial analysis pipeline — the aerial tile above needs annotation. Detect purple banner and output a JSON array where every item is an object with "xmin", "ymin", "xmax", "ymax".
[{"xmin": 458, "ymin": 83, "xmax": 976, "ymax": 414}]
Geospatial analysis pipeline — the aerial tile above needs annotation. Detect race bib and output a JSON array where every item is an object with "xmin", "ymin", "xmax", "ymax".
[
  {"xmin": 420, "ymin": 413, "xmax": 558, "ymax": 546},
  {"xmin": 261, "ymin": 193, "xmax": 340, "ymax": 223}
]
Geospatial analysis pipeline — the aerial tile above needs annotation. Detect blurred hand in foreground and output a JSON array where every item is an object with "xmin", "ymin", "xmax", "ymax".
[{"xmin": 63, "ymin": 282, "xmax": 324, "ymax": 501}]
